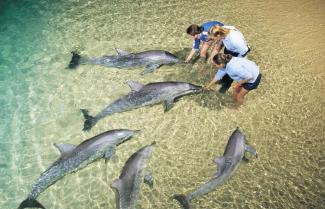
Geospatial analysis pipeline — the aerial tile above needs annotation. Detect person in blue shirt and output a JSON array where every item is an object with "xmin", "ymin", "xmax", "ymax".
[
  {"xmin": 204, "ymin": 53, "xmax": 262, "ymax": 107},
  {"xmin": 184, "ymin": 21, "xmax": 224, "ymax": 63}
]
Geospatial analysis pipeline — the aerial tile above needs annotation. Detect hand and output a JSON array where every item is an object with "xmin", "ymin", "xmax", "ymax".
[
  {"xmin": 232, "ymin": 83, "xmax": 242, "ymax": 90},
  {"xmin": 184, "ymin": 59, "xmax": 191, "ymax": 64},
  {"xmin": 203, "ymin": 85, "xmax": 212, "ymax": 91}
]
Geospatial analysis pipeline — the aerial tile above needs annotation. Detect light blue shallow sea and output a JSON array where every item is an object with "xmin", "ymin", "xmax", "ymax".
[{"xmin": 0, "ymin": 0, "xmax": 324, "ymax": 208}]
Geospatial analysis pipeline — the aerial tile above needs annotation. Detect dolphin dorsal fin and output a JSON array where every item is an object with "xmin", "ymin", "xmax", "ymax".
[
  {"xmin": 115, "ymin": 48, "xmax": 129, "ymax": 56},
  {"xmin": 111, "ymin": 179, "xmax": 122, "ymax": 191},
  {"xmin": 54, "ymin": 143, "xmax": 76, "ymax": 156},
  {"xmin": 127, "ymin": 80, "xmax": 144, "ymax": 92}
]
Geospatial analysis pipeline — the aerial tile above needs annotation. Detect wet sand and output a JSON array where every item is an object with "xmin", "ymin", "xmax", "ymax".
[{"xmin": 0, "ymin": 0, "xmax": 324, "ymax": 208}]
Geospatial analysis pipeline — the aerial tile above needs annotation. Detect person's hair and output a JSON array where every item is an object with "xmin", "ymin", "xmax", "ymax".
[
  {"xmin": 213, "ymin": 53, "xmax": 232, "ymax": 65},
  {"xmin": 208, "ymin": 25, "xmax": 228, "ymax": 39},
  {"xmin": 186, "ymin": 24, "xmax": 203, "ymax": 36}
]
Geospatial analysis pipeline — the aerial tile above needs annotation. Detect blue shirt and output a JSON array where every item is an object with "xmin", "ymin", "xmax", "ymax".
[
  {"xmin": 215, "ymin": 57, "xmax": 260, "ymax": 83},
  {"xmin": 193, "ymin": 21, "xmax": 224, "ymax": 52}
]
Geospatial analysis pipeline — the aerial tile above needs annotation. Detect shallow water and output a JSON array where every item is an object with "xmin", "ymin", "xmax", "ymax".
[{"xmin": 0, "ymin": 0, "xmax": 324, "ymax": 208}]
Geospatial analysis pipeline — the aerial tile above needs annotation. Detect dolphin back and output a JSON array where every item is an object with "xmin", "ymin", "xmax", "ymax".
[{"xmin": 18, "ymin": 198, "xmax": 45, "ymax": 209}]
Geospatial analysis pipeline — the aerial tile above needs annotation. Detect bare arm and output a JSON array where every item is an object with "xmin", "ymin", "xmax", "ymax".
[
  {"xmin": 204, "ymin": 77, "xmax": 218, "ymax": 90},
  {"xmin": 209, "ymin": 40, "xmax": 223, "ymax": 63},
  {"xmin": 185, "ymin": 48, "xmax": 197, "ymax": 63}
]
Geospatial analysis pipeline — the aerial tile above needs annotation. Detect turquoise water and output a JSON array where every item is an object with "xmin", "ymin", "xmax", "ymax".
[{"xmin": 1, "ymin": 0, "xmax": 324, "ymax": 209}]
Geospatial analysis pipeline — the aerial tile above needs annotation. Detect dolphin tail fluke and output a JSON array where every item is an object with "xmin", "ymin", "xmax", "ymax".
[
  {"xmin": 18, "ymin": 198, "xmax": 45, "ymax": 209},
  {"xmin": 173, "ymin": 194, "xmax": 190, "ymax": 209},
  {"xmin": 68, "ymin": 51, "xmax": 81, "ymax": 69},
  {"xmin": 81, "ymin": 109, "xmax": 97, "ymax": 131}
]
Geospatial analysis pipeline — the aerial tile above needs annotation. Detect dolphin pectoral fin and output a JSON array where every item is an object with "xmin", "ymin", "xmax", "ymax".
[
  {"xmin": 214, "ymin": 156, "xmax": 225, "ymax": 177},
  {"xmin": 164, "ymin": 99, "xmax": 174, "ymax": 112},
  {"xmin": 115, "ymin": 48, "xmax": 129, "ymax": 56},
  {"xmin": 144, "ymin": 170, "xmax": 154, "ymax": 188},
  {"xmin": 244, "ymin": 144, "xmax": 258, "ymax": 158},
  {"xmin": 143, "ymin": 63, "xmax": 161, "ymax": 74},
  {"xmin": 54, "ymin": 143, "xmax": 76, "ymax": 156},
  {"xmin": 104, "ymin": 146, "xmax": 116, "ymax": 162},
  {"xmin": 127, "ymin": 80, "xmax": 144, "ymax": 92}
]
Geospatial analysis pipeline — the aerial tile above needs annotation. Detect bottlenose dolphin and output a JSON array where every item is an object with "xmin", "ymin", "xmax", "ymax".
[
  {"xmin": 81, "ymin": 81, "xmax": 202, "ymax": 131},
  {"xmin": 173, "ymin": 128, "xmax": 257, "ymax": 209},
  {"xmin": 68, "ymin": 48, "xmax": 180, "ymax": 74},
  {"xmin": 18, "ymin": 129, "xmax": 139, "ymax": 209},
  {"xmin": 112, "ymin": 142, "xmax": 155, "ymax": 209}
]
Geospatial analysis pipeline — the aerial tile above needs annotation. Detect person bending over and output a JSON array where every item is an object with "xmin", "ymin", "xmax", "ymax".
[
  {"xmin": 185, "ymin": 21, "xmax": 224, "ymax": 63},
  {"xmin": 208, "ymin": 25, "xmax": 251, "ymax": 93},
  {"xmin": 205, "ymin": 53, "xmax": 261, "ymax": 107}
]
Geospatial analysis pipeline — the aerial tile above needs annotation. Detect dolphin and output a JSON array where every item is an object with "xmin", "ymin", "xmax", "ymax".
[
  {"xmin": 81, "ymin": 81, "xmax": 202, "ymax": 131},
  {"xmin": 173, "ymin": 128, "xmax": 257, "ymax": 209},
  {"xmin": 68, "ymin": 48, "xmax": 180, "ymax": 74},
  {"xmin": 17, "ymin": 129, "xmax": 139, "ymax": 209},
  {"xmin": 111, "ymin": 142, "xmax": 155, "ymax": 209}
]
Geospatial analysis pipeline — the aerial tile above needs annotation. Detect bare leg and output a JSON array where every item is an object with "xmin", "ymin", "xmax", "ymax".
[
  {"xmin": 200, "ymin": 42, "xmax": 211, "ymax": 60},
  {"xmin": 232, "ymin": 85, "xmax": 242, "ymax": 100},
  {"xmin": 234, "ymin": 87, "xmax": 249, "ymax": 106}
]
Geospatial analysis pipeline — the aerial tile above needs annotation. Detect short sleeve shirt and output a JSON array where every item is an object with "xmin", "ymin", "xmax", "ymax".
[
  {"xmin": 193, "ymin": 21, "xmax": 224, "ymax": 51},
  {"xmin": 215, "ymin": 57, "xmax": 260, "ymax": 83}
]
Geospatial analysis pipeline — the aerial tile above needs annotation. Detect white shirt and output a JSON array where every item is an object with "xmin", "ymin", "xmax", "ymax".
[
  {"xmin": 222, "ymin": 26, "xmax": 249, "ymax": 57},
  {"xmin": 215, "ymin": 57, "xmax": 260, "ymax": 83}
]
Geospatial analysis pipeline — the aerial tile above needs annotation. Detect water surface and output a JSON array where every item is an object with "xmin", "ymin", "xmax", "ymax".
[{"xmin": 0, "ymin": 0, "xmax": 324, "ymax": 208}]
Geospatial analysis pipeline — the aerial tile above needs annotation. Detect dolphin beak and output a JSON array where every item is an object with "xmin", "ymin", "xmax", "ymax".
[
  {"xmin": 133, "ymin": 130, "xmax": 141, "ymax": 135},
  {"xmin": 193, "ymin": 86, "xmax": 203, "ymax": 93}
]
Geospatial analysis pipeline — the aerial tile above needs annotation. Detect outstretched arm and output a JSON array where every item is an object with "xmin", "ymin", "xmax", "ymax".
[
  {"xmin": 209, "ymin": 40, "xmax": 223, "ymax": 63},
  {"xmin": 204, "ymin": 77, "xmax": 218, "ymax": 90},
  {"xmin": 185, "ymin": 38, "xmax": 200, "ymax": 63},
  {"xmin": 185, "ymin": 48, "xmax": 197, "ymax": 63}
]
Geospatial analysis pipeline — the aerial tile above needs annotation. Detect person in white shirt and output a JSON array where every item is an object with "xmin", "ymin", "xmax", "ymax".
[
  {"xmin": 204, "ymin": 53, "xmax": 261, "ymax": 107},
  {"xmin": 207, "ymin": 25, "xmax": 251, "ymax": 94},
  {"xmin": 208, "ymin": 25, "xmax": 250, "ymax": 58}
]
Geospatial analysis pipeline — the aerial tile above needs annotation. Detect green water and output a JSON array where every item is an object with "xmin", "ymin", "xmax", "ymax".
[{"xmin": 0, "ymin": 0, "xmax": 324, "ymax": 208}]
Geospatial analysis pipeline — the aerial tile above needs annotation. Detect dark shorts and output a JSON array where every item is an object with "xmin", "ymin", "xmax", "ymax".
[
  {"xmin": 242, "ymin": 74, "xmax": 262, "ymax": 91},
  {"xmin": 224, "ymin": 47, "xmax": 250, "ymax": 57}
]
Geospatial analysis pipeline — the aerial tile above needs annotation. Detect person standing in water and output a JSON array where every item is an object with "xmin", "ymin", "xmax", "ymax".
[
  {"xmin": 207, "ymin": 25, "xmax": 251, "ymax": 93},
  {"xmin": 205, "ymin": 53, "xmax": 261, "ymax": 107},
  {"xmin": 184, "ymin": 21, "xmax": 224, "ymax": 63}
]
